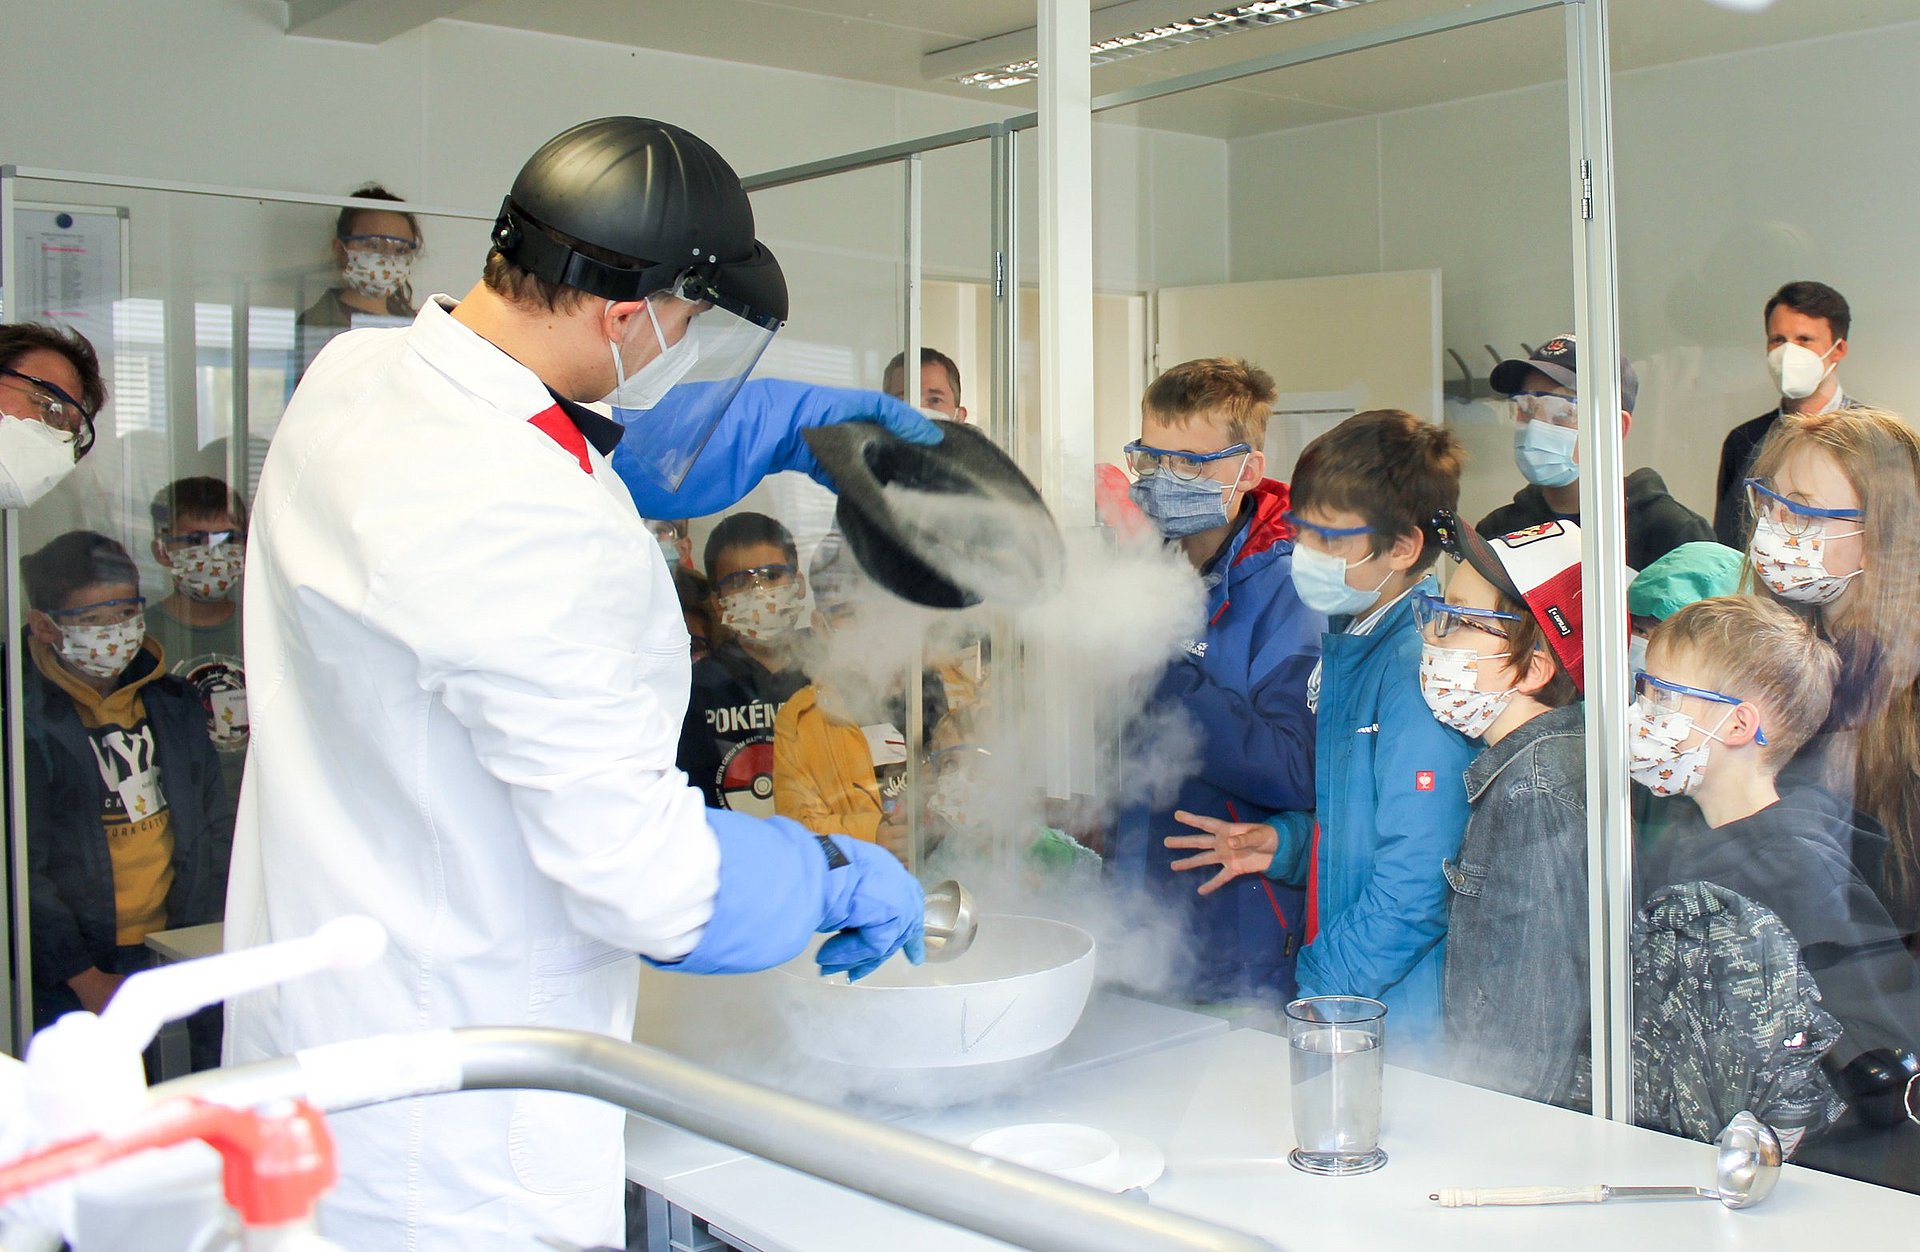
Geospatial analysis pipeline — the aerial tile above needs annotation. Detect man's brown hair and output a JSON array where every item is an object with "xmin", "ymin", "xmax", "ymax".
[
  {"xmin": 481, "ymin": 213, "xmax": 648, "ymax": 314},
  {"xmin": 1291, "ymin": 409, "xmax": 1462, "ymax": 572},
  {"xmin": 1141, "ymin": 357, "xmax": 1276, "ymax": 450}
]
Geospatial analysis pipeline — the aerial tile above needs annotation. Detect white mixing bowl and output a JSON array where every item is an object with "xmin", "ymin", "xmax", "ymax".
[{"xmin": 775, "ymin": 914, "xmax": 1096, "ymax": 1091}]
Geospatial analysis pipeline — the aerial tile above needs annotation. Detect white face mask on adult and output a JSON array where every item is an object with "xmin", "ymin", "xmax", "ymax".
[
  {"xmin": 1766, "ymin": 341, "xmax": 1840, "ymax": 402},
  {"xmin": 607, "ymin": 298, "xmax": 701, "ymax": 415},
  {"xmin": 0, "ymin": 413, "xmax": 79, "ymax": 508}
]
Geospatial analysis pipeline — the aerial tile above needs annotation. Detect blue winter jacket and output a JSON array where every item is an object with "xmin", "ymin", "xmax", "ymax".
[
  {"xmin": 1264, "ymin": 580, "xmax": 1475, "ymax": 1054},
  {"xmin": 1110, "ymin": 480, "xmax": 1325, "ymax": 1002}
]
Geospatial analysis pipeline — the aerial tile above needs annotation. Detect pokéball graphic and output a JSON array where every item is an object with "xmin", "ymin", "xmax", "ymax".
[{"xmin": 718, "ymin": 740, "xmax": 777, "ymax": 818}]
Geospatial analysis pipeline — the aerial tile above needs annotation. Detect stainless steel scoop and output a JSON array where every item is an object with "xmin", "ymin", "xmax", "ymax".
[
  {"xmin": 1430, "ymin": 1112, "xmax": 1783, "ymax": 1210},
  {"xmin": 921, "ymin": 879, "xmax": 978, "ymax": 963}
]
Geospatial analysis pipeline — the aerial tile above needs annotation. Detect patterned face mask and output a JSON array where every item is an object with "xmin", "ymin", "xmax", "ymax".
[
  {"xmin": 1748, "ymin": 515, "xmax": 1863, "ymax": 606},
  {"xmin": 719, "ymin": 583, "xmax": 807, "ymax": 645},
  {"xmin": 341, "ymin": 248, "xmax": 415, "ymax": 301},
  {"xmin": 1418, "ymin": 641, "xmax": 1516, "ymax": 739},
  {"xmin": 1627, "ymin": 697, "xmax": 1731, "ymax": 798},
  {"xmin": 170, "ymin": 540, "xmax": 244, "ymax": 602},
  {"xmin": 58, "ymin": 616, "xmax": 145, "ymax": 681}
]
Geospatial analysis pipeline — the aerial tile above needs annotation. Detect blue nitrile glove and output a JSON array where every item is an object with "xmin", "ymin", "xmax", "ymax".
[
  {"xmin": 613, "ymin": 378, "xmax": 943, "ymax": 519},
  {"xmin": 649, "ymin": 809, "xmax": 926, "ymax": 978}
]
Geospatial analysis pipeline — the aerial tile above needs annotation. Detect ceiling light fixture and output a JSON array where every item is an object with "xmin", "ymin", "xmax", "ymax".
[{"xmin": 952, "ymin": 0, "xmax": 1375, "ymax": 89}]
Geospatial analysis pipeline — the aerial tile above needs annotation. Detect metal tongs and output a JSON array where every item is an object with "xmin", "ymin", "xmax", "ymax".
[{"xmin": 1430, "ymin": 1112, "xmax": 1782, "ymax": 1210}]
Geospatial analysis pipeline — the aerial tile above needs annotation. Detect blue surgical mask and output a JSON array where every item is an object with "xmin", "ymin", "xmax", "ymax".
[
  {"xmin": 1291, "ymin": 542, "xmax": 1391, "ymax": 616},
  {"xmin": 1129, "ymin": 467, "xmax": 1241, "ymax": 540},
  {"xmin": 1514, "ymin": 420, "xmax": 1579, "ymax": 488}
]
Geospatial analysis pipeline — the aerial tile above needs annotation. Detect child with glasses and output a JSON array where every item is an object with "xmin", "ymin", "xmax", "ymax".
[
  {"xmin": 1167, "ymin": 409, "xmax": 1473, "ymax": 1055},
  {"xmin": 16, "ymin": 531, "xmax": 232, "ymax": 1064},
  {"xmin": 1741, "ymin": 407, "xmax": 1920, "ymax": 942},
  {"xmin": 1633, "ymin": 595, "xmax": 1920, "ymax": 1137},
  {"xmin": 676, "ymin": 512, "xmax": 813, "ymax": 815},
  {"xmin": 147, "ymin": 477, "xmax": 250, "ymax": 816},
  {"xmin": 1415, "ymin": 516, "xmax": 1590, "ymax": 1108},
  {"xmin": 1107, "ymin": 357, "xmax": 1325, "ymax": 1005}
]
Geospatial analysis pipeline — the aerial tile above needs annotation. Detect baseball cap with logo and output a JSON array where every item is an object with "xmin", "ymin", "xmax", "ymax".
[
  {"xmin": 1432, "ymin": 511, "xmax": 1590, "ymax": 692},
  {"xmin": 1490, "ymin": 333, "xmax": 1639, "ymax": 415}
]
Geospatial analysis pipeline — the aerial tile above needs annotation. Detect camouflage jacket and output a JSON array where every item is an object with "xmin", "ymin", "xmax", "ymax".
[{"xmin": 1633, "ymin": 881, "xmax": 1847, "ymax": 1155}]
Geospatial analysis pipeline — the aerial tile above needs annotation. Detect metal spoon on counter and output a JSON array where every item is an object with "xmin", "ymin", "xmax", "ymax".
[
  {"xmin": 921, "ymin": 879, "xmax": 978, "ymax": 962},
  {"xmin": 1429, "ymin": 1112, "xmax": 1782, "ymax": 1210}
]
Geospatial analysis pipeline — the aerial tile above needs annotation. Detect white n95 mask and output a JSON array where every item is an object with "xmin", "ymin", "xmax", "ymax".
[
  {"xmin": 1418, "ymin": 641, "xmax": 1515, "ymax": 739},
  {"xmin": 1766, "ymin": 341, "xmax": 1839, "ymax": 402},
  {"xmin": 1748, "ymin": 515, "xmax": 1863, "ymax": 605},
  {"xmin": 0, "ymin": 413, "xmax": 79, "ymax": 509}
]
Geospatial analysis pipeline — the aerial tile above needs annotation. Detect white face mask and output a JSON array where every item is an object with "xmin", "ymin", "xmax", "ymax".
[
  {"xmin": 1419, "ymin": 641, "xmax": 1516, "ymax": 739},
  {"xmin": 341, "ymin": 248, "xmax": 415, "ymax": 302},
  {"xmin": 1628, "ymin": 634, "xmax": 1650, "ymax": 679},
  {"xmin": 719, "ymin": 583, "xmax": 807, "ymax": 645},
  {"xmin": 57, "ymin": 616, "xmax": 146, "ymax": 681},
  {"xmin": 0, "ymin": 413, "xmax": 79, "ymax": 508},
  {"xmin": 1627, "ymin": 697, "xmax": 1734, "ymax": 798},
  {"xmin": 1766, "ymin": 341, "xmax": 1839, "ymax": 402},
  {"xmin": 607, "ymin": 298, "xmax": 701, "ymax": 415},
  {"xmin": 169, "ymin": 540, "xmax": 244, "ymax": 602},
  {"xmin": 1748, "ymin": 514, "xmax": 1863, "ymax": 605}
]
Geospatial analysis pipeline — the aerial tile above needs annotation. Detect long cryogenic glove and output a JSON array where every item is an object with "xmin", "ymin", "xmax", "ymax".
[
  {"xmin": 651, "ymin": 809, "xmax": 925, "ymax": 980},
  {"xmin": 613, "ymin": 378, "xmax": 943, "ymax": 519}
]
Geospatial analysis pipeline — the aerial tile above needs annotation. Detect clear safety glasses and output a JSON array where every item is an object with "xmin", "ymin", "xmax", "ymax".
[
  {"xmin": 1744, "ymin": 477, "xmax": 1864, "ymax": 538},
  {"xmin": 160, "ymin": 529, "xmax": 243, "ymax": 549},
  {"xmin": 0, "ymin": 366, "xmax": 96, "ymax": 458},
  {"xmin": 1123, "ymin": 440, "xmax": 1252, "ymax": 482},
  {"xmin": 713, "ymin": 562, "xmax": 796, "ymax": 598},
  {"xmin": 1283, "ymin": 511, "xmax": 1375, "ymax": 558},
  {"xmin": 1412, "ymin": 591, "xmax": 1520, "ymax": 642},
  {"xmin": 47, "ymin": 595, "xmax": 146, "ymax": 628},
  {"xmin": 1632, "ymin": 671, "xmax": 1768, "ymax": 745},
  {"xmin": 1509, "ymin": 391, "xmax": 1579, "ymax": 430},
  {"xmin": 338, "ymin": 233, "xmax": 420, "ymax": 257}
]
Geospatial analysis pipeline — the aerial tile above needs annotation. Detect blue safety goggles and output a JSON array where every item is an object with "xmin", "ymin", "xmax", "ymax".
[
  {"xmin": 1745, "ymin": 478, "xmax": 1863, "ymax": 538},
  {"xmin": 1282, "ymin": 511, "xmax": 1375, "ymax": 543},
  {"xmin": 1123, "ymin": 440, "xmax": 1251, "ymax": 482},
  {"xmin": 1411, "ymin": 590, "xmax": 1520, "ymax": 642},
  {"xmin": 1633, "ymin": 671, "xmax": 1767, "ymax": 745}
]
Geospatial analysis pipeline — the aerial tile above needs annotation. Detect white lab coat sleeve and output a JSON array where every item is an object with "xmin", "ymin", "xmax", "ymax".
[{"xmin": 360, "ymin": 467, "xmax": 718, "ymax": 962}]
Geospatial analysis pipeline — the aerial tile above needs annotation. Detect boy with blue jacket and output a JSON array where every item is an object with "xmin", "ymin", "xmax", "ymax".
[
  {"xmin": 1170, "ymin": 409, "xmax": 1475, "ymax": 1056},
  {"xmin": 1109, "ymin": 358, "xmax": 1325, "ymax": 1002}
]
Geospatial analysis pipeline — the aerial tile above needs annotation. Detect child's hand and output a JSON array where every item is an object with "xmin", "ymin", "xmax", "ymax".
[{"xmin": 1164, "ymin": 810, "xmax": 1277, "ymax": 895}]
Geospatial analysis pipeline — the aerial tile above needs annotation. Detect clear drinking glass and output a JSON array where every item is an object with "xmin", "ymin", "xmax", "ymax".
[{"xmin": 1286, "ymin": 995, "xmax": 1388, "ymax": 1175}]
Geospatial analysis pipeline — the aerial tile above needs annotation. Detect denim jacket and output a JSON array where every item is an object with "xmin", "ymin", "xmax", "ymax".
[{"xmin": 1442, "ymin": 702, "xmax": 1590, "ymax": 1108}]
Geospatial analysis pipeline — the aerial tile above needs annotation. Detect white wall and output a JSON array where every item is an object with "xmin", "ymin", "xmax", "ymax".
[{"xmin": 1226, "ymin": 18, "xmax": 1920, "ymax": 527}]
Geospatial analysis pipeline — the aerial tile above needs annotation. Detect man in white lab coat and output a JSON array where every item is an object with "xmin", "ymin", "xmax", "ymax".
[{"xmin": 224, "ymin": 117, "xmax": 936, "ymax": 1249}]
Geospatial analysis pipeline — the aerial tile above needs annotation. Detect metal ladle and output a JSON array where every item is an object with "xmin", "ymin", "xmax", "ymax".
[
  {"xmin": 1430, "ymin": 1111, "xmax": 1783, "ymax": 1210},
  {"xmin": 921, "ymin": 879, "xmax": 978, "ymax": 963}
]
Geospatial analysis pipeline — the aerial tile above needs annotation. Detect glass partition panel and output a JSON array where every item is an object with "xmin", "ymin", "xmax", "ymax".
[
  {"xmin": 1, "ymin": 174, "xmax": 490, "ymax": 1055},
  {"xmin": 1086, "ymin": 3, "xmax": 1590, "ymax": 1078},
  {"xmin": 1611, "ymin": 0, "xmax": 1920, "ymax": 1193}
]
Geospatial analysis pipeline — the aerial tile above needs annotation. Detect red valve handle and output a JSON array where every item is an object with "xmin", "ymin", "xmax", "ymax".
[{"xmin": 0, "ymin": 1097, "xmax": 336, "ymax": 1227}]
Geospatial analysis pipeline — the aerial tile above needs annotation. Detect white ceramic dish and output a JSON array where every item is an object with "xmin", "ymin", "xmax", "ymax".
[
  {"xmin": 775, "ymin": 914, "xmax": 1097, "ymax": 1072},
  {"xmin": 968, "ymin": 1123, "xmax": 1166, "ymax": 1193}
]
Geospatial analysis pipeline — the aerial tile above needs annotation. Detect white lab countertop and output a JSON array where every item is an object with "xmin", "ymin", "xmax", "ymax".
[{"xmin": 626, "ymin": 1020, "xmax": 1920, "ymax": 1251}]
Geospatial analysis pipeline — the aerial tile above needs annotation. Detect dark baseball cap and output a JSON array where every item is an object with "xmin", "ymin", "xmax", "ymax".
[{"xmin": 1490, "ymin": 333, "xmax": 1639, "ymax": 415}]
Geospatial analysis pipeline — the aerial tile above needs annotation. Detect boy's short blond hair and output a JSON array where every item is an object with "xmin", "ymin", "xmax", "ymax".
[
  {"xmin": 1141, "ymin": 357, "xmax": 1277, "ymax": 450},
  {"xmin": 1649, "ymin": 595, "xmax": 1838, "ymax": 769}
]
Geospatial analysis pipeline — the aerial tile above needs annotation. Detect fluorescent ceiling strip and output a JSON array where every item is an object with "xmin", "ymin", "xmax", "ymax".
[{"xmin": 953, "ymin": 0, "xmax": 1375, "ymax": 89}]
